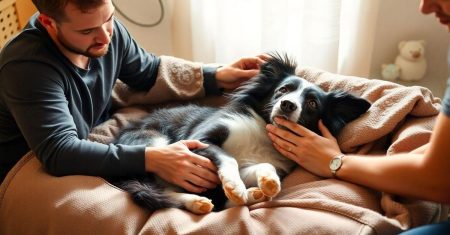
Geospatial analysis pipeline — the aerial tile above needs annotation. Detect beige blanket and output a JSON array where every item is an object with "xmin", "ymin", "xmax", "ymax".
[{"xmin": 0, "ymin": 64, "xmax": 447, "ymax": 235}]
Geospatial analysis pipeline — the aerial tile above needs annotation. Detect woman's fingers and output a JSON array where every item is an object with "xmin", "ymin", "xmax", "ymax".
[
  {"xmin": 272, "ymin": 142, "xmax": 298, "ymax": 162},
  {"xmin": 267, "ymin": 132, "xmax": 297, "ymax": 154},
  {"xmin": 273, "ymin": 117, "xmax": 315, "ymax": 137},
  {"xmin": 318, "ymin": 119, "xmax": 333, "ymax": 139}
]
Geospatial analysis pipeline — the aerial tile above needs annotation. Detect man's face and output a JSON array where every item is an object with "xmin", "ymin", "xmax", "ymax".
[
  {"xmin": 54, "ymin": 0, "xmax": 115, "ymax": 58},
  {"xmin": 420, "ymin": 0, "xmax": 450, "ymax": 31}
]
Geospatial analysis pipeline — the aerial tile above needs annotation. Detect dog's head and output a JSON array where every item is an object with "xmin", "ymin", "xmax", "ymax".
[{"xmin": 231, "ymin": 52, "xmax": 371, "ymax": 136}]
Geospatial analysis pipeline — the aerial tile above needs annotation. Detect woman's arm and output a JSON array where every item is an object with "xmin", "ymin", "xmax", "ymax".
[{"xmin": 266, "ymin": 114, "xmax": 450, "ymax": 203}]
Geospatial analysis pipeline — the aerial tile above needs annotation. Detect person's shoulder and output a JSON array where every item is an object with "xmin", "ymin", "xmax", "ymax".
[
  {"xmin": 112, "ymin": 17, "xmax": 130, "ymax": 36},
  {"xmin": 0, "ymin": 22, "xmax": 61, "ymax": 71},
  {"xmin": 6, "ymin": 12, "xmax": 45, "ymax": 50}
]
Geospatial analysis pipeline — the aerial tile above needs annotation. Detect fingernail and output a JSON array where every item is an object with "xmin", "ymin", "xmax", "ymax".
[{"xmin": 266, "ymin": 124, "xmax": 273, "ymax": 131}]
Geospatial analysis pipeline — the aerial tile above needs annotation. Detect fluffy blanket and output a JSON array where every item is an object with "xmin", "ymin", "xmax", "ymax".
[{"xmin": 0, "ymin": 61, "xmax": 447, "ymax": 235}]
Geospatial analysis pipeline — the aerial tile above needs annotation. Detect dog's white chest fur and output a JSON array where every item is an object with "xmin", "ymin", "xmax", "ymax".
[{"xmin": 218, "ymin": 109, "xmax": 292, "ymax": 173}]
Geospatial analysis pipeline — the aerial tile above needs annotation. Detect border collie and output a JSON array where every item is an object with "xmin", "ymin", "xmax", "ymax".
[{"xmin": 112, "ymin": 53, "xmax": 371, "ymax": 214}]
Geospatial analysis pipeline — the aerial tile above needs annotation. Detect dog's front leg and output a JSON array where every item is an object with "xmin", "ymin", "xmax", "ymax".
[
  {"xmin": 240, "ymin": 163, "xmax": 281, "ymax": 200},
  {"xmin": 194, "ymin": 146, "xmax": 248, "ymax": 206}
]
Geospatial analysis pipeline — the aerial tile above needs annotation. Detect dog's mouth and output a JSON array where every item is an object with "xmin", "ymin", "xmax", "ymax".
[
  {"xmin": 270, "ymin": 114, "xmax": 294, "ymax": 128},
  {"xmin": 271, "ymin": 115, "xmax": 288, "ymax": 123}
]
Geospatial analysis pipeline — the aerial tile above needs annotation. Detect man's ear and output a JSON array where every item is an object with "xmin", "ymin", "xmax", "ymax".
[{"xmin": 37, "ymin": 13, "xmax": 57, "ymax": 33}]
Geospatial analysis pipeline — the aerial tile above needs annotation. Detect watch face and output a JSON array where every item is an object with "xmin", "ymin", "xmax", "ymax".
[{"xmin": 330, "ymin": 158, "xmax": 341, "ymax": 170}]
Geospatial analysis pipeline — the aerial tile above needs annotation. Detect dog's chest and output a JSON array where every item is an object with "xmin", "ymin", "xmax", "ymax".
[{"xmin": 217, "ymin": 110, "xmax": 292, "ymax": 172}]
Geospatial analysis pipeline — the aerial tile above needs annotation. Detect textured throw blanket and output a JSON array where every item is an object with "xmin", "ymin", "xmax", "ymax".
[
  {"xmin": 0, "ymin": 57, "xmax": 447, "ymax": 235},
  {"xmin": 90, "ymin": 65, "xmax": 448, "ymax": 233}
]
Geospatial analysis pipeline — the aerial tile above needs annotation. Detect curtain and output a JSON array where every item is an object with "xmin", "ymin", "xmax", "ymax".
[{"xmin": 189, "ymin": 0, "xmax": 380, "ymax": 77}]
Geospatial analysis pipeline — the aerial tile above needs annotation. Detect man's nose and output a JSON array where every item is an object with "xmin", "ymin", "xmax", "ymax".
[{"xmin": 96, "ymin": 26, "xmax": 111, "ymax": 44}]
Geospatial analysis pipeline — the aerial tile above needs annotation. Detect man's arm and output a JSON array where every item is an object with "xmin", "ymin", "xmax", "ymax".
[{"xmin": 2, "ymin": 62, "xmax": 146, "ymax": 177}]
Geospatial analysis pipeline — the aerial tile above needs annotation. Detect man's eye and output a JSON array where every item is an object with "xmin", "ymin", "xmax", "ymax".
[
  {"xmin": 81, "ymin": 30, "xmax": 93, "ymax": 35},
  {"xmin": 307, "ymin": 99, "xmax": 317, "ymax": 108}
]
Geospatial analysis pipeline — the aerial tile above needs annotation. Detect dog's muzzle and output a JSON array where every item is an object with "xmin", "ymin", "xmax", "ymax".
[{"xmin": 280, "ymin": 100, "xmax": 297, "ymax": 113}]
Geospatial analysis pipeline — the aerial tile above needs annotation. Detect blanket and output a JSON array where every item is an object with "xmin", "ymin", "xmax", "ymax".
[{"xmin": 0, "ymin": 62, "xmax": 447, "ymax": 235}]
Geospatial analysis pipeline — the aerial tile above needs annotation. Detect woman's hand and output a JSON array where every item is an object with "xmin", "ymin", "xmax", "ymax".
[
  {"xmin": 266, "ymin": 117, "xmax": 342, "ymax": 177},
  {"xmin": 215, "ymin": 54, "xmax": 270, "ymax": 90},
  {"xmin": 144, "ymin": 140, "xmax": 221, "ymax": 193}
]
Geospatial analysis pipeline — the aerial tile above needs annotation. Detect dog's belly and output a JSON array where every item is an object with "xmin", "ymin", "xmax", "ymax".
[{"xmin": 218, "ymin": 110, "xmax": 294, "ymax": 174}]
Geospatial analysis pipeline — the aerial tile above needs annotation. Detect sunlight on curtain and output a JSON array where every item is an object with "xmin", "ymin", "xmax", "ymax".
[{"xmin": 190, "ymin": 0, "xmax": 379, "ymax": 76}]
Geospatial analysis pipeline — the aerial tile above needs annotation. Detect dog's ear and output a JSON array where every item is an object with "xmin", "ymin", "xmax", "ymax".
[{"xmin": 322, "ymin": 91, "xmax": 371, "ymax": 136}]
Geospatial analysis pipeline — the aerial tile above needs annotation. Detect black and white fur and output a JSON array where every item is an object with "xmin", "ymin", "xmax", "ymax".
[{"xmin": 112, "ymin": 53, "xmax": 371, "ymax": 214}]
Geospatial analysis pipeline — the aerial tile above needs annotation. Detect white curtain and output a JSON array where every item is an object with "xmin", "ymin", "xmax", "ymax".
[{"xmin": 189, "ymin": 0, "xmax": 380, "ymax": 77}]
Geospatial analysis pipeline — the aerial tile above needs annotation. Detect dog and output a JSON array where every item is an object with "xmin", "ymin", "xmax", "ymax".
[{"xmin": 112, "ymin": 53, "xmax": 371, "ymax": 214}]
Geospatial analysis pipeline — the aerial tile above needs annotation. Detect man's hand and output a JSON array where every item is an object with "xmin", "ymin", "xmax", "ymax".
[
  {"xmin": 215, "ymin": 54, "xmax": 270, "ymax": 90},
  {"xmin": 144, "ymin": 140, "xmax": 221, "ymax": 193}
]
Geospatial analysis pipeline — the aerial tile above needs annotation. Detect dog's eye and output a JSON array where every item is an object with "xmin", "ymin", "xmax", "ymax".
[
  {"xmin": 278, "ymin": 87, "xmax": 289, "ymax": 93},
  {"xmin": 307, "ymin": 99, "xmax": 317, "ymax": 108}
]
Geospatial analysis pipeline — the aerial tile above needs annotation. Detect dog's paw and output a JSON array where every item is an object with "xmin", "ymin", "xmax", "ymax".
[
  {"xmin": 246, "ymin": 187, "xmax": 269, "ymax": 205},
  {"xmin": 186, "ymin": 197, "xmax": 214, "ymax": 214},
  {"xmin": 223, "ymin": 181, "xmax": 247, "ymax": 205},
  {"xmin": 258, "ymin": 175, "xmax": 281, "ymax": 197}
]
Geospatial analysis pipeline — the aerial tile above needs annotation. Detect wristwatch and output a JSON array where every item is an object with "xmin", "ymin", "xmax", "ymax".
[{"xmin": 329, "ymin": 154, "xmax": 345, "ymax": 177}]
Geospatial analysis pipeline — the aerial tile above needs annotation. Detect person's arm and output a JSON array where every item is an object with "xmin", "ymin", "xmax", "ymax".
[
  {"xmin": 1, "ymin": 62, "xmax": 146, "ymax": 177},
  {"xmin": 339, "ymin": 114, "xmax": 450, "ymax": 202},
  {"xmin": 3, "ymin": 62, "xmax": 221, "ymax": 193},
  {"xmin": 266, "ymin": 115, "xmax": 450, "ymax": 203}
]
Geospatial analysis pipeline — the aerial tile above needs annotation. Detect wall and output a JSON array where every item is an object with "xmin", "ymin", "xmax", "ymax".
[
  {"xmin": 370, "ymin": 0, "xmax": 449, "ymax": 98},
  {"xmin": 113, "ymin": 0, "xmax": 174, "ymax": 56}
]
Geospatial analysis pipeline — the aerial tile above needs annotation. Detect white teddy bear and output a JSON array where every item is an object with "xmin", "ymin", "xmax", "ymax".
[{"xmin": 394, "ymin": 40, "xmax": 427, "ymax": 81}]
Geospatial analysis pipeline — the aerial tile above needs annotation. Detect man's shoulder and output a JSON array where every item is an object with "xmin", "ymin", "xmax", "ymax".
[{"xmin": 0, "ymin": 28, "xmax": 60, "ymax": 71}]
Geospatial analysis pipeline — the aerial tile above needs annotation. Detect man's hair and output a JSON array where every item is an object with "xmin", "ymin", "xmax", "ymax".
[{"xmin": 31, "ymin": 0, "xmax": 106, "ymax": 22}]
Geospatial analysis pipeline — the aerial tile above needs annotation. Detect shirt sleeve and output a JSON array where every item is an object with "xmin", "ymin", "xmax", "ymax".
[
  {"xmin": 442, "ymin": 78, "xmax": 450, "ymax": 117},
  {"xmin": 1, "ymin": 62, "xmax": 146, "ymax": 177},
  {"xmin": 113, "ymin": 19, "xmax": 160, "ymax": 92},
  {"xmin": 202, "ymin": 65, "xmax": 223, "ymax": 96},
  {"xmin": 442, "ymin": 48, "xmax": 450, "ymax": 117}
]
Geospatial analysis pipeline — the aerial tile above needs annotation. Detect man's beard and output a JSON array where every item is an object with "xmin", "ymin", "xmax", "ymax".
[{"xmin": 56, "ymin": 32, "xmax": 110, "ymax": 58}]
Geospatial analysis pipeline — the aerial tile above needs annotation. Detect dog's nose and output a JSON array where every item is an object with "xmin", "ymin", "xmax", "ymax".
[{"xmin": 280, "ymin": 100, "xmax": 297, "ymax": 113}]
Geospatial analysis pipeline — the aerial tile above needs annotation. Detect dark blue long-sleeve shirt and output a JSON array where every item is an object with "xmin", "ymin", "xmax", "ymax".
[{"xmin": 0, "ymin": 14, "xmax": 219, "ymax": 182}]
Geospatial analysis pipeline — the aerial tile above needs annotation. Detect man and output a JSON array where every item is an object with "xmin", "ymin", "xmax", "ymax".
[{"xmin": 0, "ymin": 0, "xmax": 265, "ymax": 193}]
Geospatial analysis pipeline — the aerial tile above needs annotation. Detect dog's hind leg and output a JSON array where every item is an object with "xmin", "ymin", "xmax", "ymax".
[{"xmin": 166, "ymin": 191, "xmax": 214, "ymax": 214}]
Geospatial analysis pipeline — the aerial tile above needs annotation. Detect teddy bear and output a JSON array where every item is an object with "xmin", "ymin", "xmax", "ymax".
[{"xmin": 394, "ymin": 40, "xmax": 427, "ymax": 81}]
